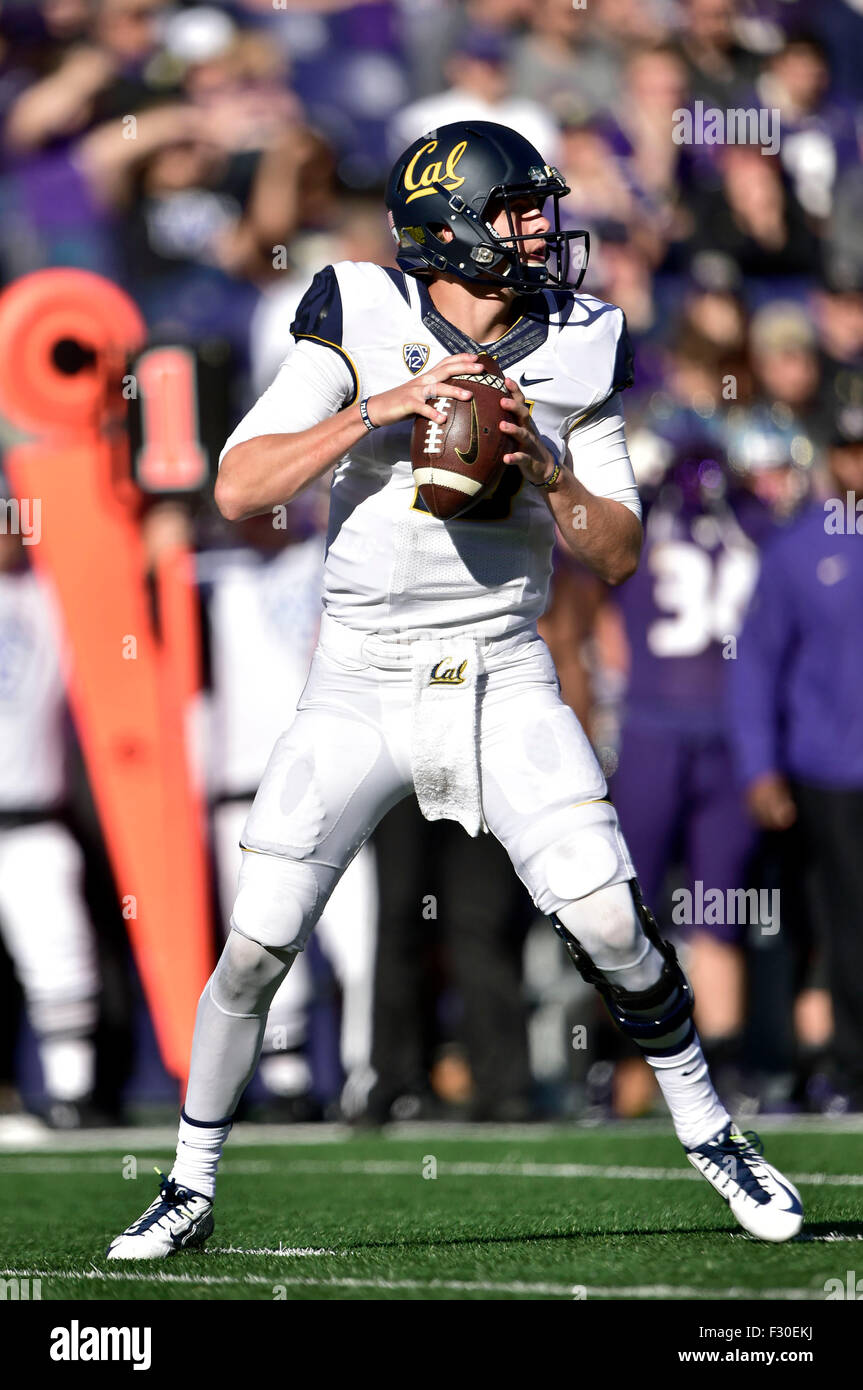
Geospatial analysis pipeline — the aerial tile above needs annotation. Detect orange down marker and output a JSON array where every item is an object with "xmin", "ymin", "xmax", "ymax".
[{"xmin": 0, "ymin": 269, "xmax": 213, "ymax": 1084}]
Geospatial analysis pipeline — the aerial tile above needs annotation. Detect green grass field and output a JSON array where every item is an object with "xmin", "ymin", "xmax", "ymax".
[{"xmin": 1, "ymin": 1121, "xmax": 861, "ymax": 1300}]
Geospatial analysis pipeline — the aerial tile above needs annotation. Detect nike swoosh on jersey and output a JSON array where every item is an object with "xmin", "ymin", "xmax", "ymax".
[
  {"xmin": 519, "ymin": 374, "xmax": 553, "ymax": 387},
  {"xmin": 455, "ymin": 398, "xmax": 479, "ymax": 466}
]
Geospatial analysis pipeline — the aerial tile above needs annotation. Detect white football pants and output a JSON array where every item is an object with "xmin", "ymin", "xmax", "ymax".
[{"xmin": 230, "ymin": 616, "xmax": 635, "ymax": 953}]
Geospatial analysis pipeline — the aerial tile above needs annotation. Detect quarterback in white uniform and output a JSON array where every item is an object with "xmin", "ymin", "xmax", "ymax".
[{"xmin": 108, "ymin": 121, "xmax": 803, "ymax": 1257}]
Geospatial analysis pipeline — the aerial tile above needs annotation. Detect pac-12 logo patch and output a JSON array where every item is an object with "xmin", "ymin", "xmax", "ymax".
[{"xmin": 403, "ymin": 343, "xmax": 430, "ymax": 375}]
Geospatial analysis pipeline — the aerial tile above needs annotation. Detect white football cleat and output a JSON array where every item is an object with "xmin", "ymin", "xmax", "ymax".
[
  {"xmin": 685, "ymin": 1123, "xmax": 803, "ymax": 1243},
  {"xmin": 106, "ymin": 1172, "xmax": 214, "ymax": 1260}
]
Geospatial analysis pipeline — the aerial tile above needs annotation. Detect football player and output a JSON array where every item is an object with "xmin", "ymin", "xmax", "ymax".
[
  {"xmin": 108, "ymin": 121, "xmax": 802, "ymax": 1258},
  {"xmin": 0, "ymin": 521, "xmax": 100, "ymax": 1130},
  {"xmin": 609, "ymin": 430, "xmax": 776, "ymax": 1096}
]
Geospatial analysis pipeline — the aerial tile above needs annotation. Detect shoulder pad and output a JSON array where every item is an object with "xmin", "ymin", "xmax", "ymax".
[
  {"xmin": 335, "ymin": 260, "xmax": 410, "ymax": 309},
  {"xmin": 290, "ymin": 265, "xmax": 344, "ymax": 347},
  {"xmin": 292, "ymin": 263, "xmax": 410, "ymax": 364},
  {"xmin": 290, "ymin": 261, "xmax": 407, "ymax": 340},
  {"xmin": 291, "ymin": 264, "xmax": 397, "ymax": 401},
  {"xmin": 286, "ymin": 261, "xmax": 400, "ymax": 346},
  {"xmin": 555, "ymin": 295, "xmax": 634, "ymax": 408}
]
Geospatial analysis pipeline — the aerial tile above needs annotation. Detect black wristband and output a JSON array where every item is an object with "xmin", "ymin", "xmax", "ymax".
[{"xmin": 531, "ymin": 459, "xmax": 562, "ymax": 489}]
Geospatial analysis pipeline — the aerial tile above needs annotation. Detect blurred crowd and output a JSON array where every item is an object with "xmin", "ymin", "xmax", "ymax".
[{"xmin": 0, "ymin": 0, "xmax": 862, "ymax": 1131}]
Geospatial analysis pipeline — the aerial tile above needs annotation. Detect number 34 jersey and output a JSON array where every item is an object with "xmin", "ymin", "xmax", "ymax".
[
  {"xmin": 221, "ymin": 260, "xmax": 640, "ymax": 639},
  {"xmin": 614, "ymin": 487, "xmax": 774, "ymax": 725}
]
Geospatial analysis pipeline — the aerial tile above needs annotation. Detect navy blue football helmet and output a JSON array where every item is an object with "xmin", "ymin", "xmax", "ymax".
[{"xmin": 385, "ymin": 120, "xmax": 589, "ymax": 295}]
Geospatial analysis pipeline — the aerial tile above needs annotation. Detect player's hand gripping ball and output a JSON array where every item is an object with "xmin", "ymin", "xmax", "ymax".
[{"xmin": 410, "ymin": 352, "xmax": 510, "ymax": 520}]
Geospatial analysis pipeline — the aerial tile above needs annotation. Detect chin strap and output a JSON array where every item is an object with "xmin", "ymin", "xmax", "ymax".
[{"xmin": 552, "ymin": 880, "xmax": 696, "ymax": 1058}]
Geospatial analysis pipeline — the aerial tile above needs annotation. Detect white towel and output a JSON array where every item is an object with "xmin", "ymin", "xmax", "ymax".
[{"xmin": 410, "ymin": 635, "xmax": 487, "ymax": 837}]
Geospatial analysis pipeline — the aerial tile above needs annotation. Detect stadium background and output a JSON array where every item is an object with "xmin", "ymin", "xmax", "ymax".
[{"xmin": 0, "ymin": 0, "xmax": 861, "ymax": 1135}]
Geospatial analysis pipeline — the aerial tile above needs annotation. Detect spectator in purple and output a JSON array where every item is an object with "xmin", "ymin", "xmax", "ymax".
[
  {"xmin": 0, "ymin": 0, "xmax": 173, "ymax": 279},
  {"xmin": 610, "ymin": 429, "xmax": 773, "ymax": 1092},
  {"xmin": 678, "ymin": 0, "xmax": 761, "ymax": 109},
  {"xmin": 792, "ymin": 0, "xmax": 863, "ymax": 103},
  {"xmin": 510, "ymin": 0, "xmax": 623, "ymax": 120},
  {"xmin": 728, "ymin": 405, "xmax": 863, "ymax": 1109},
  {"xmin": 813, "ymin": 267, "xmax": 863, "ymax": 429},
  {"xmin": 756, "ymin": 31, "xmax": 859, "ymax": 223},
  {"xmin": 749, "ymin": 300, "xmax": 834, "ymax": 449},
  {"xmin": 603, "ymin": 43, "xmax": 692, "ymax": 236},
  {"xmin": 388, "ymin": 25, "xmax": 558, "ymax": 165},
  {"xmin": 688, "ymin": 147, "xmax": 820, "ymax": 282}
]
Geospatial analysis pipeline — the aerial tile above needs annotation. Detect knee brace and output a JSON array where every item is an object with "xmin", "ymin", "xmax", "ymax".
[
  {"xmin": 230, "ymin": 848, "xmax": 328, "ymax": 951},
  {"xmin": 553, "ymin": 880, "xmax": 695, "ymax": 1059},
  {"xmin": 554, "ymin": 880, "xmax": 654, "ymax": 976},
  {"xmin": 209, "ymin": 928, "xmax": 294, "ymax": 1019}
]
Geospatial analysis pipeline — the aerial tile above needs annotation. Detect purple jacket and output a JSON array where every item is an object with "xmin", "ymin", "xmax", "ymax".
[{"xmin": 728, "ymin": 500, "xmax": 863, "ymax": 789}]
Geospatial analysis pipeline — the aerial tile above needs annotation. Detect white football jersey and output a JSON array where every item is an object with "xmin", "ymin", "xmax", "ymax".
[{"xmin": 222, "ymin": 261, "xmax": 640, "ymax": 638}]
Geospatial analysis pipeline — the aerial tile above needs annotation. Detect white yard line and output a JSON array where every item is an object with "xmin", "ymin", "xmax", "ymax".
[
  {"xmin": 0, "ymin": 1268, "xmax": 824, "ymax": 1299},
  {"xmin": 1, "ymin": 1155, "xmax": 861, "ymax": 1187},
  {"xmin": 210, "ymin": 1247, "xmax": 335, "ymax": 1257},
  {"xmin": 226, "ymin": 1158, "xmax": 863, "ymax": 1188},
  {"xmin": 0, "ymin": 1159, "xmax": 279, "ymax": 1175}
]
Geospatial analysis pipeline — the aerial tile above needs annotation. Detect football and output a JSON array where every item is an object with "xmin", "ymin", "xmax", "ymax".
[{"xmin": 410, "ymin": 352, "xmax": 510, "ymax": 520}]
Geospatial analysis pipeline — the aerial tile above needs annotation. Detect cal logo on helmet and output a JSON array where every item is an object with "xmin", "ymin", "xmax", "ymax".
[
  {"xmin": 403, "ymin": 139, "xmax": 468, "ymax": 204},
  {"xmin": 385, "ymin": 120, "xmax": 591, "ymax": 295},
  {"xmin": 403, "ymin": 344, "xmax": 430, "ymax": 375}
]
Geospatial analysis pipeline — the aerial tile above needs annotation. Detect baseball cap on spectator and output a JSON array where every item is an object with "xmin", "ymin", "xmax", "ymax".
[
  {"xmin": 455, "ymin": 26, "xmax": 511, "ymax": 65},
  {"xmin": 750, "ymin": 301, "xmax": 817, "ymax": 356}
]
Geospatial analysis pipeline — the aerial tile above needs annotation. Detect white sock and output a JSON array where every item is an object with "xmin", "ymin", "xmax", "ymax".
[
  {"xmin": 647, "ymin": 1037, "xmax": 731, "ymax": 1148},
  {"xmin": 170, "ymin": 1112, "xmax": 231, "ymax": 1200}
]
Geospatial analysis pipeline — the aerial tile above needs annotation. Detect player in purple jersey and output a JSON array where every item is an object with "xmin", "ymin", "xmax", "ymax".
[{"xmin": 610, "ymin": 430, "xmax": 780, "ymax": 1084}]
